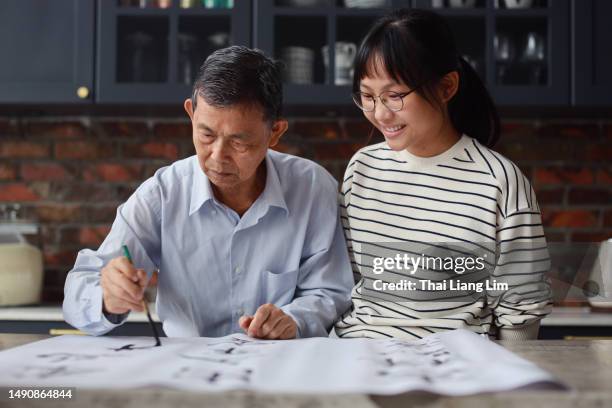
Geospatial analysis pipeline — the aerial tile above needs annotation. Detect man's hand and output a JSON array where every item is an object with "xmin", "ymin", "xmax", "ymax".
[
  {"xmin": 100, "ymin": 256, "xmax": 152, "ymax": 315},
  {"xmin": 239, "ymin": 303, "xmax": 297, "ymax": 340}
]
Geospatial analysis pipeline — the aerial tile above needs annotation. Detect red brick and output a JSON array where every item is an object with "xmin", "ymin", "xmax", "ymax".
[
  {"xmin": 87, "ymin": 205, "xmax": 118, "ymax": 223},
  {"xmin": 495, "ymin": 139, "xmax": 575, "ymax": 162},
  {"xmin": 34, "ymin": 204, "xmax": 82, "ymax": 223},
  {"xmin": 541, "ymin": 210, "xmax": 598, "ymax": 228},
  {"xmin": 79, "ymin": 226, "xmax": 111, "ymax": 246},
  {"xmin": 21, "ymin": 163, "xmax": 70, "ymax": 181},
  {"xmin": 96, "ymin": 121, "xmax": 149, "ymax": 139},
  {"xmin": 313, "ymin": 142, "xmax": 362, "ymax": 161},
  {"xmin": 27, "ymin": 121, "xmax": 86, "ymax": 139},
  {"xmin": 271, "ymin": 141, "xmax": 308, "ymax": 157},
  {"xmin": 596, "ymin": 169, "xmax": 612, "ymax": 185},
  {"xmin": 153, "ymin": 122, "xmax": 192, "ymax": 139},
  {"xmin": 0, "ymin": 183, "xmax": 40, "ymax": 201},
  {"xmin": 83, "ymin": 163, "xmax": 143, "ymax": 182},
  {"xmin": 292, "ymin": 120, "xmax": 342, "ymax": 140},
  {"xmin": 538, "ymin": 124, "xmax": 599, "ymax": 139},
  {"xmin": 116, "ymin": 185, "xmax": 139, "ymax": 201},
  {"xmin": 604, "ymin": 124, "xmax": 612, "ymax": 141},
  {"xmin": 44, "ymin": 250, "xmax": 77, "ymax": 268},
  {"xmin": 571, "ymin": 232, "xmax": 612, "ymax": 242},
  {"xmin": 533, "ymin": 188, "xmax": 564, "ymax": 205},
  {"xmin": 582, "ymin": 143, "xmax": 612, "ymax": 161},
  {"xmin": 568, "ymin": 188, "xmax": 611, "ymax": 205},
  {"xmin": 344, "ymin": 120, "xmax": 382, "ymax": 144},
  {"xmin": 604, "ymin": 210, "xmax": 612, "ymax": 228},
  {"xmin": 61, "ymin": 226, "xmax": 111, "ymax": 246},
  {"xmin": 142, "ymin": 163, "xmax": 167, "ymax": 179},
  {"xmin": 50, "ymin": 183, "xmax": 116, "ymax": 203},
  {"xmin": 29, "ymin": 182, "xmax": 52, "ymax": 200},
  {"xmin": 0, "ymin": 163, "xmax": 16, "ymax": 180},
  {"xmin": 179, "ymin": 142, "xmax": 196, "ymax": 158},
  {"xmin": 534, "ymin": 168, "xmax": 595, "ymax": 186},
  {"xmin": 0, "ymin": 119, "xmax": 17, "ymax": 136},
  {"xmin": 54, "ymin": 141, "xmax": 115, "ymax": 160},
  {"xmin": 499, "ymin": 121, "xmax": 535, "ymax": 138},
  {"xmin": 123, "ymin": 142, "xmax": 178, "ymax": 160},
  {"xmin": 0, "ymin": 141, "xmax": 49, "ymax": 158}
]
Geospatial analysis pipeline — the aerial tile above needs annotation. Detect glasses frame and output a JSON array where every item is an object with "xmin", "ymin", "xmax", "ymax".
[{"xmin": 352, "ymin": 88, "xmax": 419, "ymax": 113}]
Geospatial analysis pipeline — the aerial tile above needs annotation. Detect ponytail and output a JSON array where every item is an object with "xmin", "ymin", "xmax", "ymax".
[{"xmin": 448, "ymin": 57, "xmax": 500, "ymax": 147}]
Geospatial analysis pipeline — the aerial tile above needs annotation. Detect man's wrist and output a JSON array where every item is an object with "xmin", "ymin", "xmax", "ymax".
[{"xmin": 102, "ymin": 299, "xmax": 129, "ymax": 324}]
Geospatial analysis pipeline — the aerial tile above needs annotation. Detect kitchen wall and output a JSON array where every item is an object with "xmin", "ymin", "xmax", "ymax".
[{"xmin": 0, "ymin": 115, "xmax": 610, "ymax": 302}]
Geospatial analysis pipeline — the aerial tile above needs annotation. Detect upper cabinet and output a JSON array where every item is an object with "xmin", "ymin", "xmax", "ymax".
[
  {"xmin": 416, "ymin": 0, "xmax": 570, "ymax": 106},
  {"xmin": 572, "ymin": 0, "xmax": 612, "ymax": 106},
  {"xmin": 254, "ymin": 0, "xmax": 569, "ymax": 106},
  {"xmin": 95, "ymin": 0, "xmax": 250, "ymax": 103},
  {"xmin": 254, "ymin": 0, "xmax": 405, "ymax": 105},
  {"xmin": 0, "ymin": 0, "xmax": 95, "ymax": 104},
  {"xmin": 0, "ymin": 0, "xmax": 607, "ymax": 107}
]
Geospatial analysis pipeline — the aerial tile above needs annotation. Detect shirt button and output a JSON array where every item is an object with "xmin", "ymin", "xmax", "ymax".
[
  {"xmin": 236, "ymin": 308, "xmax": 244, "ymax": 316},
  {"xmin": 234, "ymin": 266, "xmax": 241, "ymax": 274}
]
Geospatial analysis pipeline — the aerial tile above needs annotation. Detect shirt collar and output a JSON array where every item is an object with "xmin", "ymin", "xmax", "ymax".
[{"xmin": 189, "ymin": 152, "xmax": 289, "ymax": 217}]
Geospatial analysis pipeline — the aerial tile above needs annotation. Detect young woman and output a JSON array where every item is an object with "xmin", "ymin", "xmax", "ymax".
[{"xmin": 334, "ymin": 8, "xmax": 552, "ymax": 340}]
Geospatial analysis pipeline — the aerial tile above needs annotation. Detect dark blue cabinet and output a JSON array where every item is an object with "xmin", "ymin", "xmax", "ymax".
[
  {"xmin": 0, "ymin": 0, "xmax": 95, "ymax": 104},
  {"xmin": 255, "ymin": 0, "xmax": 571, "ymax": 106},
  {"xmin": 96, "ymin": 1, "xmax": 251, "ymax": 104},
  {"xmin": 572, "ymin": 0, "xmax": 612, "ymax": 106},
  {"xmin": 0, "ymin": 0, "xmax": 608, "ymax": 107}
]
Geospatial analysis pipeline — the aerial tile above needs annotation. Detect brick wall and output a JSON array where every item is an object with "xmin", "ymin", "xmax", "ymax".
[{"xmin": 0, "ymin": 116, "xmax": 610, "ymax": 302}]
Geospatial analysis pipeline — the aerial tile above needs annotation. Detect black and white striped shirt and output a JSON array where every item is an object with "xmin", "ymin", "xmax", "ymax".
[{"xmin": 334, "ymin": 134, "xmax": 553, "ymax": 340}]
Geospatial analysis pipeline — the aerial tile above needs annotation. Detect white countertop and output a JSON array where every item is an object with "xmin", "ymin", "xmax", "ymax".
[
  {"xmin": 0, "ymin": 305, "xmax": 611, "ymax": 326},
  {"xmin": 0, "ymin": 304, "xmax": 159, "ymax": 323}
]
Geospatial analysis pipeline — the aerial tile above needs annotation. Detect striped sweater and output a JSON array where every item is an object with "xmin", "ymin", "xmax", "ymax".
[{"xmin": 334, "ymin": 134, "xmax": 553, "ymax": 340}]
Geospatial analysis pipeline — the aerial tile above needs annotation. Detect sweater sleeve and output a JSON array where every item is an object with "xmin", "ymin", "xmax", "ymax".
[
  {"xmin": 339, "ymin": 159, "xmax": 361, "ymax": 284},
  {"xmin": 487, "ymin": 204, "xmax": 553, "ymax": 338}
]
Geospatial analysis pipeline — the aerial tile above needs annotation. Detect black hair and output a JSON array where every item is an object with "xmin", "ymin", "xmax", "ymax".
[
  {"xmin": 191, "ymin": 45, "xmax": 283, "ymax": 123},
  {"xmin": 353, "ymin": 8, "xmax": 500, "ymax": 147}
]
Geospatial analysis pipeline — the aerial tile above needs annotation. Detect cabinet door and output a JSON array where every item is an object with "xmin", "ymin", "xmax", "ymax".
[
  {"xmin": 96, "ymin": 1, "xmax": 251, "ymax": 104},
  {"xmin": 254, "ymin": 0, "xmax": 407, "ymax": 106},
  {"xmin": 0, "ymin": 0, "xmax": 94, "ymax": 103},
  {"xmin": 573, "ymin": 0, "xmax": 612, "ymax": 105},
  {"xmin": 488, "ymin": 0, "xmax": 570, "ymax": 105}
]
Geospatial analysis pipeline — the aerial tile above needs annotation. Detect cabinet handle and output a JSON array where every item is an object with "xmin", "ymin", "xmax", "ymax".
[{"xmin": 77, "ymin": 86, "xmax": 90, "ymax": 99}]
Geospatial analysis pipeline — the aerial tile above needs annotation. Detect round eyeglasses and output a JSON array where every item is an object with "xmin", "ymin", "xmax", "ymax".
[{"xmin": 352, "ymin": 89, "xmax": 419, "ymax": 113}]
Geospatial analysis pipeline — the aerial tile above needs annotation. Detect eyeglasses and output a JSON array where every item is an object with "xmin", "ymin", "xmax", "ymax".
[{"xmin": 352, "ymin": 89, "xmax": 419, "ymax": 113}]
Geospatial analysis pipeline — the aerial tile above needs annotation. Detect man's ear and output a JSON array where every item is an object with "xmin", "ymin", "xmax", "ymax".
[
  {"xmin": 268, "ymin": 119, "xmax": 289, "ymax": 148},
  {"xmin": 438, "ymin": 71, "xmax": 459, "ymax": 103},
  {"xmin": 184, "ymin": 98, "xmax": 194, "ymax": 120}
]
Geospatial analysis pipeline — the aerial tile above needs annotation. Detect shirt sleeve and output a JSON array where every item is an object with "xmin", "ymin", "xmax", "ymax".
[
  {"xmin": 280, "ymin": 172, "xmax": 354, "ymax": 338},
  {"xmin": 339, "ymin": 159, "xmax": 361, "ymax": 284},
  {"xmin": 488, "ymin": 202, "xmax": 553, "ymax": 338},
  {"xmin": 62, "ymin": 179, "xmax": 162, "ymax": 336}
]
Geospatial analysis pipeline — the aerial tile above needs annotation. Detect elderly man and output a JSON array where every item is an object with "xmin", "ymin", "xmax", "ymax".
[{"xmin": 63, "ymin": 46, "xmax": 353, "ymax": 339}]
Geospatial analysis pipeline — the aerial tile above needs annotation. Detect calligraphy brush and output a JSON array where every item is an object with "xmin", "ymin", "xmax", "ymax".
[{"xmin": 122, "ymin": 245, "xmax": 162, "ymax": 347}]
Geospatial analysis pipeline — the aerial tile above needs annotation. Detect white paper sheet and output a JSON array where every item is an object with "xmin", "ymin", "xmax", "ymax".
[{"xmin": 0, "ymin": 329, "xmax": 563, "ymax": 395}]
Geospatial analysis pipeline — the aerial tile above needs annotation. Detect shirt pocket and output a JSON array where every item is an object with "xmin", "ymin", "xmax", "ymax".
[{"xmin": 262, "ymin": 269, "xmax": 299, "ymax": 305}]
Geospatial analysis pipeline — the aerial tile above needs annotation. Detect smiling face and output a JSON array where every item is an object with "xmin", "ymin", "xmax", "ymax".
[
  {"xmin": 358, "ymin": 58, "xmax": 458, "ymax": 154},
  {"xmin": 184, "ymin": 95, "xmax": 287, "ymax": 198}
]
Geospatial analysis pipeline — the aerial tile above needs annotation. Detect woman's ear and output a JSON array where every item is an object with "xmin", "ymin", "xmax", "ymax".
[
  {"xmin": 268, "ymin": 119, "xmax": 289, "ymax": 147},
  {"xmin": 439, "ymin": 71, "xmax": 460, "ymax": 103}
]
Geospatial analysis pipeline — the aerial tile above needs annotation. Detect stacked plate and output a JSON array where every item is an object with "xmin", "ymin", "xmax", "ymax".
[
  {"xmin": 279, "ymin": 46, "xmax": 315, "ymax": 84},
  {"xmin": 344, "ymin": 0, "xmax": 387, "ymax": 8}
]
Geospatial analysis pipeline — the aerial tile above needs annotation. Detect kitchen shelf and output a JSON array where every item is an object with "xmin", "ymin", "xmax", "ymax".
[{"xmin": 96, "ymin": 0, "xmax": 250, "ymax": 103}]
